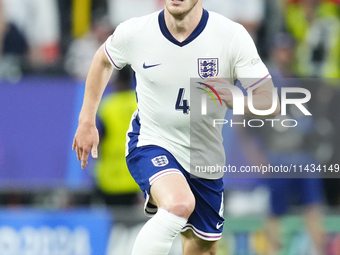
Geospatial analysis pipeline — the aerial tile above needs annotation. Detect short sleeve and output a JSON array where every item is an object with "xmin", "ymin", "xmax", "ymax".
[
  {"xmin": 232, "ymin": 25, "xmax": 271, "ymax": 90},
  {"xmin": 104, "ymin": 23, "xmax": 129, "ymax": 70}
]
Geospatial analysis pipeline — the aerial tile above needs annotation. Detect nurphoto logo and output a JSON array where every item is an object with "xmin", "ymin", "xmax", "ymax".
[{"xmin": 198, "ymin": 82, "xmax": 311, "ymax": 128}]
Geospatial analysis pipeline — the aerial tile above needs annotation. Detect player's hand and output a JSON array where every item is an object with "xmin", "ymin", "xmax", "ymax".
[
  {"xmin": 202, "ymin": 78, "xmax": 234, "ymax": 109},
  {"xmin": 72, "ymin": 122, "xmax": 99, "ymax": 169}
]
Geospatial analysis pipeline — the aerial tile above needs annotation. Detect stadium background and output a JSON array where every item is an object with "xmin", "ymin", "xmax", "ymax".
[{"xmin": 0, "ymin": 0, "xmax": 340, "ymax": 254}]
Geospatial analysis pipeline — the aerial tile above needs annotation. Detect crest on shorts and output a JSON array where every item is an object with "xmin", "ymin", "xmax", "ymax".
[
  {"xmin": 151, "ymin": 155, "xmax": 169, "ymax": 167},
  {"xmin": 198, "ymin": 58, "xmax": 218, "ymax": 79}
]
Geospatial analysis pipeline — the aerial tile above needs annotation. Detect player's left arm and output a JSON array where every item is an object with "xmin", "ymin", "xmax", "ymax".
[
  {"xmin": 224, "ymin": 25, "xmax": 280, "ymax": 118},
  {"xmin": 205, "ymin": 77, "xmax": 280, "ymax": 118},
  {"xmin": 244, "ymin": 79, "xmax": 280, "ymax": 118}
]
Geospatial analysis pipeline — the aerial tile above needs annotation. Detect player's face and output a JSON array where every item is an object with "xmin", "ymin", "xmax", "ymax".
[{"xmin": 164, "ymin": 0, "xmax": 201, "ymax": 19}]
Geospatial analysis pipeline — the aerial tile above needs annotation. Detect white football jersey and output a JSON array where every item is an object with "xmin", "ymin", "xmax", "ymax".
[{"xmin": 104, "ymin": 9, "xmax": 270, "ymax": 179}]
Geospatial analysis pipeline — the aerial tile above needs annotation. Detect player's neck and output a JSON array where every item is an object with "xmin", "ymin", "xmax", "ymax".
[{"xmin": 164, "ymin": 5, "xmax": 203, "ymax": 43}]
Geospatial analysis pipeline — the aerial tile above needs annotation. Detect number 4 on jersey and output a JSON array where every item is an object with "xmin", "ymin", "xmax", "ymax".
[{"xmin": 175, "ymin": 88, "xmax": 190, "ymax": 114}]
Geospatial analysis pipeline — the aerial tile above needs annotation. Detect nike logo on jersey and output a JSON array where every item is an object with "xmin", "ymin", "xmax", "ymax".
[
  {"xmin": 216, "ymin": 222, "xmax": 224, "ymax": 229},
  {"xmin": 143, "ymin": 62, "xmax": 161, "ymax": 69}
]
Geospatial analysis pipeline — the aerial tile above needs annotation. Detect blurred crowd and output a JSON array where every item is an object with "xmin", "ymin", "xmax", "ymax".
[{"xmin": 0, "ymin": 0, "xmax": 339, "ymax": 80}]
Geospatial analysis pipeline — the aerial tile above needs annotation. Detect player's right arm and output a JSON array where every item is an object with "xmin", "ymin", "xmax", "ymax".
[{"xmin": 72, "ymin": 44, "xmax": 114, "ymax": 169}]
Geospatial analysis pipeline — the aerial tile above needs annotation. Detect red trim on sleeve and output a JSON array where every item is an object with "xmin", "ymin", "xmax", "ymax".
[
  {"xmin": 104, "ymin": 44, "xmax": 122, "ymax": 70},
  {"xmin": 245, "ymin": 73, "xmax": 270, "ymax": 90}
]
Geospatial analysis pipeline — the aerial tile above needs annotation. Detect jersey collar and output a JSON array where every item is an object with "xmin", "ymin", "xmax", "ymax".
[{"xmin": 158, "ymin": 9, "xmax": 209, "ymax": 47}]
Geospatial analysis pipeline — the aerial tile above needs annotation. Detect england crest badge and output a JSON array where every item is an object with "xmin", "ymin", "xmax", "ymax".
[
  {"xmin": 198, "ymin": 58, "xmax": 218, "ymax": 79},
  {"xmin": 151, "ymin": 155, "xmax": 169, "ymax": 167}
]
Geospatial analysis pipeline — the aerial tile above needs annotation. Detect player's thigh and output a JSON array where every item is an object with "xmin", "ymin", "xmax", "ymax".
[
  {"xmin": 150, "ymin": 173, "xmax": 195, "ymax": 219},
  {"xmin": 126, "ymin": 145, "xmax": 195, "ymax": 219},
  {"xmin": 181, "ymin": 230, "xmax": 219, "ymax": 255}
]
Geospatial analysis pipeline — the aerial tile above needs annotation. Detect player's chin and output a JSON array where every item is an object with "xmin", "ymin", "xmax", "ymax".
[{"xmin": 167, "ymin": 6, "xmax": 187, "ymax": 18}]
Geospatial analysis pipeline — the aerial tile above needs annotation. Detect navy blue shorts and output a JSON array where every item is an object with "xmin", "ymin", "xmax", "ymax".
[
  {"xmin": 267, "ymin": 178, "xmax": 323, "ymax": 216},
  {"xmin": 266, "ymin": 152, "xmax": 323, "ymax": 215},
  {"xmin": 126, "ymin": 145, "xmax": 225, "ymax": 241}
]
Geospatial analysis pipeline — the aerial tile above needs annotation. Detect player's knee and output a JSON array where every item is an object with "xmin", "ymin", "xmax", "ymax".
[{"xmin": 165, "ymin": 193, "xmax": 195, "ymax": 219}]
